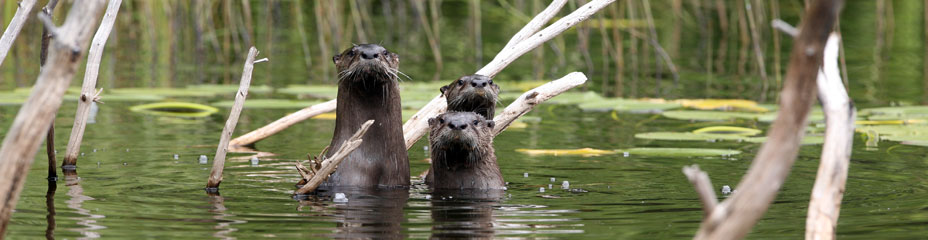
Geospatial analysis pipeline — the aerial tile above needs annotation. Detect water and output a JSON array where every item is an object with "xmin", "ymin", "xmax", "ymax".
[{"xmin": 3, "ymin": 100, "xmax": 927, "ymax": 239}]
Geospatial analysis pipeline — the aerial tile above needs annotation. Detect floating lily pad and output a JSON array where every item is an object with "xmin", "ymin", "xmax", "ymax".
[
  {"xmin": 277, "ymin": 85, "xmax": 338, "ymax": 98},
  {"xmin": 743, "ymin": 135, "xmax": 825, "ymax": 145},
  {"xmin": 185, "ymin": 84, "xmax": 273, "ymax": 94},
  {"xmin": 211, "ymin": 99, "xmax": 320, "ymax": 109},
  {"xmin": 516, "ymin": 148, "xmax": 617, "ymax": 156},
  {"xmin": 692, "ymin": 126, "xmax": 762, "ymax": 136},
  {"xmin": 856, "ymin": 119, "xmax": 928, "ymax": 125},
  {"xmin": 112, "ymin": 88, "xmax": 218, "ymax": 97},
  {"xmin": 130, "ymin": 102, "xmax": 219, "ymax": 118},
  {"xmin": 859, "ymin": 106, "xmax": 928, "ymax": 119},
  {"xmin": 662, "ymin": 110, "xmax": 761, "ymax": 121},
  {"xmin": 99, "ymin": 94, "xmax": 165, "ymax": 102},
  {"xmin": 616, "ymin": 148, "xmax": 741, "ymax": 157},
  {"xmin": 675, "ymin": 99, "xmax": 769, "ymax": 112},
  {"xmin": 540, "ymin": 91, "xmax": 606, "ymax": 105},
  {"xmin": 634, "ymin": 132, "xmax": 748, "ymax": 141},
  {"xmin": 577, "ymin": 98, "xmax": 681, "ymax": 113},
  {"xmin": 310, "ymin": 109, "xmax": 420, "ymax": 121}
]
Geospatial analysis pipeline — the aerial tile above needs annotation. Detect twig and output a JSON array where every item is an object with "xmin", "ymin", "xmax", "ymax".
[
  {"xmin": 683, "ymin": 165, "xmax": 718, "ymax": 218},
  {"xmin": 492, "ymin": 72, "xmax": 587, "ymax": 135},
  {"xmin": 207, "ymin": 47, "xmax": 263, "ymax": 190},
  {"xmin": 0, "ymin": 0, "xmax": 107, "ymax": 234},
  {"xmin": 62, "ymin": 0, "xmax": 123, "ymax": 167},
  {"xmin": 0, "ymin": 0, "xmax": 37, "ymax": 66},
  {"xmin": 805, "ymin": 33, "xmax": 854, "ymax": 240},
  {"xmin": 295, "ymin": 120, "xmax": 374, "ymax": 195},
  {"xmin": 771, "ymin": 19, "xmax": 798, "ymax": 37},
  {"xmin": 691, "ymin": 1, "xmax": 843, "ymax": 239}
]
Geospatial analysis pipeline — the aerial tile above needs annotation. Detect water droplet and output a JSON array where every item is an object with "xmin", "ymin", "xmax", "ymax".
[
  {"xmin": 123, "ymin": 162, "xmax": 127, "ymax": 166},
  {"xmin": 126, "ymin": 148, "xmax": 130, "ymax": 152},
  {"xmin": 721, "ymin": 185, "xmax": 732, "ymax": 195},
  {"xmin": 199, "ymin": 155, "xmax": 208, "ymax": 164},
  {"xmin": 250, "ymin": 156, "xmax": 259, "ymax": 166},
  {"xmin": 81, "ymin": 152, "xmax": 85, "ymax": 156},
  {"xmin": 623, "ymin": 152, "xmax": 630, "ymax": 157},
  {"xmin": 523, "ymin": 172, "xmax": 529, "ymax": 178},
  {"xmin": 548, "ymin": 184, "xmax": 553, "ymax": 189},
  {"xmin": 550, "ymin": 177, "xmax": 556, "ymax": 182},
  {"xmin": 539, "ymin": 187, "xmax": 546, "ymax": 193},
  {"xmin": 173, "ymin": 154, "xmax": 179, "ymax": 159},
  {"xmin": 562, "ymin": 181, "xmax": 570, "ymax": 189},
  {"xmin": 93, "ymin": 149, "xmax": 97, "ymax": 152},
  {"xmin": 333, "ymin": 193, "xmax": 348, "ymax": 203}
]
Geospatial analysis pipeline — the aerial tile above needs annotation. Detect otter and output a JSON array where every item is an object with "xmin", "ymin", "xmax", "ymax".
[
  {"xmin": 324, "ymin": 44, "xmax": 409, "ymax": 188},
  {"xmin": 441, "ymin": 74, "xmax": 499, "ymax": 119},
  {"xmin": 426, "ymin": 112, "xmax": 503, "ymax": 189}
]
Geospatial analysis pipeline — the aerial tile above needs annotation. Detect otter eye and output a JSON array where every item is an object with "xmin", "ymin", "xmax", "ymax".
[
  {"xmin": 347, "ymin": 51, "xmax": 355, "ymax": 57},
  {"xmin": 382, "ymin": 50, "xmax": 388, "ymax": 56},
  {"xmin": 457, "ymin": 80, "xmax": 464, "ymax": 86},
  {"xmin": 438, "ymin": 118, "xmax": 445, "ymax": 124},
  {"xmin": 472, "ymin": 120, "xmax": 480, "ymax": 126},
  {"xmin": 489, "ymin": 80, "xmax": 494, "ymax": 84}
]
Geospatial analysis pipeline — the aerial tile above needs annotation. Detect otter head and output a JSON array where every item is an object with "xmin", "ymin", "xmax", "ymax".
[
  {"xmin": 440, "ymin": 74, "xmax": 500, "ymax": 119},
  {"xmin": 428, "ymin": 112, "xmax": 495, "ymax": 171},
  {"xmin": 332, "ymin": 44, "xmax": 400, "ymax": 86}
]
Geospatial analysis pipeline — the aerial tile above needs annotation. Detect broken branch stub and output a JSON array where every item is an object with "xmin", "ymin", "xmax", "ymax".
[
  {"xmin": 207, "ymin": 47, "xmax": 262, "ymax": 190},
  {"xmin": 295, "ymin": 120, "xmax": 375, "ymax": 195}
]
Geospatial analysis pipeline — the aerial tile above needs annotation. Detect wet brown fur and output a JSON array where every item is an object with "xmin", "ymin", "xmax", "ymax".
[
  {"xmin": 324, "ymin": 44, "xmax": 409, "ymax": 187},
  {"xmin": 441, "ymin": 74, "xmax": 500, "ymax": 119},
  {"xmin": 426, "ymin": 112, "xmax": 503, "ymax": 189}
]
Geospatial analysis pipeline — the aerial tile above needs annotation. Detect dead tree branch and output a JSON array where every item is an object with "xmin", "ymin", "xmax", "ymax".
[
  {"xmin": 492, "ymin": 72, "xmax": 587, "ymax": 135},
  {"xmin": 295, "ymin": 120, "xmax": 374, "ymax": 195},
  {"xmin": 683, "ymin": 165, "xmax": 719, "ymax": 218},
  {"xmin": 0, "ymin": 0, "xmax": 37, "ymax": 66}
]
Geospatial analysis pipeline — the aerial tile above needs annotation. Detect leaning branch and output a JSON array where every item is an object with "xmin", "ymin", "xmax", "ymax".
[
  {"xmin": 229, "ymin": 99, "xmax": 336, "ymax": 147},
  {"xmin": 0, "ymin": 0, "xmax": 37, "ymax": 66},
  {"xmin": 0, "ymin": 0, "xmax": 107, "ymax": 234},
  {"xmin": 207, "ymin": 47, "xmax": 263, "ymax": 190},
  {"xmin": 805, "ymin": 33, "xmax": 854, "ymax": 240},
  {"xmin": 691, "ymin": 0, "xmax": 843, "ymax": 239},
  {"xmin": 492, "ymin": 72, "xmax": 587, "ymax": 135},
  {"xmin": 62, "ymin": 0, "xmax": 123, "ymax": 168},
  {"xmin": 295, "ymin": 120, "xmax": 374, "ymax": 195},
  {"xmin": 683, "ymin": 165, "xmax": 718, "ymax": 218}
]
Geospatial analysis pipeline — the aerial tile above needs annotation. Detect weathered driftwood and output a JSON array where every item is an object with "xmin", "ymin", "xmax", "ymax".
[
  {"xmin": 0, "ymin": 0, "xmax": 36, "ymax": 66},
  {"xmin": 492, "ymin": 72, "xmax": 587, "ymax": 135},
  {"xmin": 232, "ymin": 0, "xmax": 614, "ymax": 148},
  {"xmin": 62, "ymin": 0, "xmax": 123, "ymax": 168},
  {"xmin": 806, "ymin": 33, "xmax": 854, "ymax": 240},
  {"xmin": 682, "ymin": 165, "xmax": 718, "ymax": 219},
  {"xmin": 295, "ymin": 120, "xmax": 374, "ymax": 195},
  {"xmin": 404, "ymin": 0, "xmax": 616, "ymax": 149},
  {"xmin": 207, "ymin": 47, "xmax": 265, "ymax": 190},
  {"xmin": 229, "ymin": 99, "xmax": 336, "ymax": 147},
  {"xmin": 0, "ymin": 0, "xmax": 107, "ymax": 234},
  {"xmin": 688, "ymin": 0, "xmax": 843, "ymax": 239}
]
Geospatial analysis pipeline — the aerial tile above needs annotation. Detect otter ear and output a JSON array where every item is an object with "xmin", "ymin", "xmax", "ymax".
[
  {"xmin": 440, "ymin": 86, "xmax": 448, "ymax": 94},
  {"xmin": 332, "ymin": 55, "xmax": 340, "ymax": 64},
  {"xmin": 428, "ymin": 117, "xmax": 438, "ymax": 126},
  {"xmin": 486, "ymin": 120, "xmax": 495, "ymax": 128}
]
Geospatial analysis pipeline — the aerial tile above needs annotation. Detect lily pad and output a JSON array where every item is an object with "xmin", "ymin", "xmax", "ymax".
[
  {"xmin": 675, "ymin": 99, "xmax": 769, "ymax": 112},
  {"xmin": 743, "ymin": 135, "xmax": 825, "ymax": 145},
  {"xmin": 311, "ymin": 109, "xmax": 420, "ymax": 121},
  {"xmin": 692, "ymin": 126, "xmax": 762, "ymax": 136},
  {"xmin": 662, "ymin": 110, "xmax": 761, "ymax": 121},
  {"xmin": 634, "ymin": 132, "xmax": 748, "ymax": 141},
  {"xmin": 185, "ymin": 84, "xmax": 273, "ymax": 94},
  {"xmin": 859, "ymin": 106, "xmax": 928, "ymax": 119},
  {"xmin": 112, "ymin": 88, "xmax": 217, "ymax": 98},
  {"xmin": 616, "ymin": 148, "xmax": 741, "ymax": 157},
  {"xmin": 577, "ymin": 98, "xmax": 681, "ymax": 113},
  {"xmin": 540, "ymin": 91, "xmax": 606, "ymax": 105},
  {"xmin": 516, "ymin": 148, "xmax": 617, "ymax": 156},
  {"xmin": 277, "ymin": 85, "xmax": 338, "ymax": 98},
  {"xmin": 129, "ymin": 102, "xmax": 219, "ymax": 118},
  {"xmin": 211, "ymin": 99, "xmax": 320, "ymax": 109}
]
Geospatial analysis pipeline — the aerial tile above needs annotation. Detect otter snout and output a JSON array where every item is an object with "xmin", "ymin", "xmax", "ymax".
[
  {"xmin": 448, "ymin": 119, "xmax": 468, "ymax": 130},
  {"xmin": 470, "ymin": 78, "xmax": 489, "ymax": 88},
  {"xmin": 358, "ymin": 44, "xmax": 386, "ymax": 60}
]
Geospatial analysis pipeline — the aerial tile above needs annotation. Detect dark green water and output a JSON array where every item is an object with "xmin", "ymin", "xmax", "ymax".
[{"xmin": 2, "ymin": 98, "xmax": 927, "ymax": 239}]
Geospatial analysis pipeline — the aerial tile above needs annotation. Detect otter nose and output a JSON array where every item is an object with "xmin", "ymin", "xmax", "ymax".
[
  {"xmin": 448, "ymin": 119, "xmax": 468, "ymax": 130},
  {"xmin": 360, "ymin": 49, "xmax": 380, "ymax": 59},
  {"xmin": 470, "ymin": 79, "xmax": 489, "ymax": 88}
]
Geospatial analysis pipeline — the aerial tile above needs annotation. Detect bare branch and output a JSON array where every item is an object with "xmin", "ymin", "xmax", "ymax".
[
  {"xmin": 683, "ymin": 165, "xmax": 719, "ymax": 217},
  {"xmin": 772, "ymin": 19, "xmax": 799, "ymax": 37},
  {"xmin": 207, "ymin": 47, "xmax": 261, "ymax": 190},
  {"xmin": 295, "ymin": 120, "xmax": 375, "ymax": 195},
  {"xmin": 492, "ymin": 72, "xmax": 587, "ymax": 135}
]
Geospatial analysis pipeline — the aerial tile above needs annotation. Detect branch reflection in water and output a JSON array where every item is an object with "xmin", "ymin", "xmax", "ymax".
[
  {"xmin": 298, "ymin": 187, "xmax": 409, "ymax": 239},
  {"xmin": 45, "ymin": 180, "xmax": 56, "ymax": 240},
  {"xmin": 63, "ymin": 171, "xmax": 105, "ymax": 239},
  {"xmin": 206, "ymin": 192, "xmax": 245, "ymax": 240}
]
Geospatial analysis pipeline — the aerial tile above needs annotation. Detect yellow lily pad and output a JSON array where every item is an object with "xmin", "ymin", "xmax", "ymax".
[
  {"xmin": 129, "ymin": 102, "xmax": 219, "ymax": 118},
  {"xmin": 674, "ymin": 99, "xmax": 769, "ymax": 112},
  {"xmin": 692, "ymin": 126, "xmax": 762, "ymax": 136},
  {"xmin": 516, "ymin": 148, "xmax": 617, "ymax": 156}
]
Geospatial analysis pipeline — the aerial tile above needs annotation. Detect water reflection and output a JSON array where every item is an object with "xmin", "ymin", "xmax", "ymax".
[
  {"xmin": 429, "ymin": 189, "xmax": 504, "ymax": 239},
  {"xmin": 45, "ymin": 180, "xmax": 56, "ymax": 240},
  {"xmin": 63, "ymin": 171, "xmax": 106, "ymax": 239},
  {"xmin": 302, "ymin": 187, "xmax": 409, "ymax": 239},
  {"xmin": 206, "ymin": 192, "xmax": 245, "ymax": 240}
]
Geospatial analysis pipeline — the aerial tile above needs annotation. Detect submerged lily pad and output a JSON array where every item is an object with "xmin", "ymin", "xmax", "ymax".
[
  {"xmin": 516, "ymin": 148, "xmax": 617, "ymax": 156},
  {"xmin": 112, "ymin": 88, "xmax": 217, "ymax": 98},
  {"xmin": 130, "ymin": 102, "xmax": 219, "ymax": 118},
  {"xmin": 185, "ymin": 84, "xmax": 273, "ymax": 94},
  {"xmin": 577, "ymin": 98, "xmax": 681, "ymax": 113},
  {"xmin": 616, "ymin": 148, "xmax": 741, "ymax": 157},
  {"xmin": 692, "ymin": 126, "xmax": 762, "ymax": 136},
  {"xmin": 211, "ymin": 99, "xmax": 320, "ymax": 109},
  {"xmin": 635, "ymin": 132, "xmax": 748, "ymax": 141}
]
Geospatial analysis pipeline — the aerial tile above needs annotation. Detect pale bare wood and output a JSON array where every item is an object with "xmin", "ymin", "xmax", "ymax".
[
  {"xmin": 404, "ymin": 0, "xmax": 616, "ymax": 149},
  {"xmin": 0, "ymin": 0, "xmax": 37, "ymax": 66},
  {"xmin": 229, "ymin": 99, "xmax": 336, "ymax": 147},
  {"xmin": 207, "ymin": 47, "xmax": 261, "ymax": 189},
  {"xmin": 806, "ymin": 33, "xmax": 854, "ymax": 240},
  {"xmin": 492, "ymin": 72, "xmax": 587, "ymax": 135},
  {"xmin": 295, "ymin": 120, "xmax": 374, "ymax": 195},
  {"xmin": 62, "ymin": 0, "xmax": 123, "ymax": 167},
  {"xmin": 692, "ymin": 1, "xmax": 843, "ymax": 239},
  {"xmin": 683, "ymin": 165, "xmax": 719, "ymax": 218},
  {"xmin": 500, "ymin": 0, "xmax": 567, "ymax": 52},
  {"xmin": 0, "ymin": 0, "xmax": 107, "ymax": 234},
  {"xmin": 41, "ymin": 0, "xmax": 61, "ymax": 182}
]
